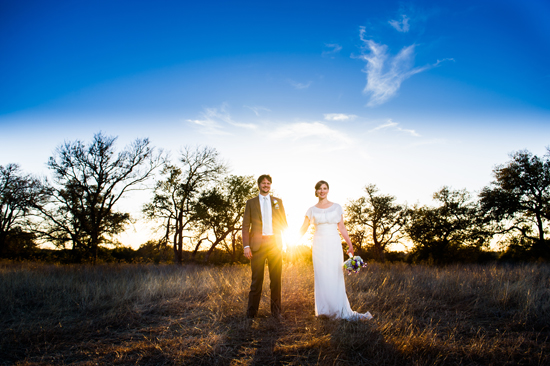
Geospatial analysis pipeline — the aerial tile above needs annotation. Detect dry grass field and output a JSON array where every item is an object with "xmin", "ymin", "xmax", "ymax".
[{"xmin": 0, "ymin": 260, "xmax": 549, "ymax": 365}]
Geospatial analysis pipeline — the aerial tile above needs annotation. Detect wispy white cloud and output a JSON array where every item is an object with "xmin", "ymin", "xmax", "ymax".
[
  {"xmin": 324, "ymin": 113, "xmax": 357, "ymax": 121},
  {"xmin": 244, "ymin": 105, "xmax": 271, "ymax": 116},
  {"xmin": 230, "ymin": 121, "xmax": 258, "ymax": 129},
  {"xmin": 322, "ymin": 43, "xmax": 343, "ymax": 57},
  {"xmin": 369, "ymin": 120, "xmax": 398, "ymax": 132},
  {"xmin": 357, "ymin": 26, "xmax": 452, "ymax": 107},
  {"xmin": 186, "ymin": 103, "xmax": 257, "ymax": 134},
  {"xmin": 205, "ymin": 104, "xmax": 257, "ymax": 129},
  {"xmin": 271, "ymin": 122, "xmax": 353, "ymax": 148},
  {"xmin": 288, "ymin": 79, "xmax": 312, "ymax": 90},
  {"xmin": 186, "ymin": 118, "xmax": 231, "ymax": 135},
  {"xmin": 399, "ymin": 127, "xmax": 420, "ymax": 137},
  {"xmin": 389, "ymin": 15, "xmax": 410, "ymax": 32},
  {"xmin": 369, "ymin": 119, "xmax": 420, "ymax": 137}
]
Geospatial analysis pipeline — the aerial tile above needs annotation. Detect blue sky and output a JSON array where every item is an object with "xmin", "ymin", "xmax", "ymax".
[{"xmin": 1, "ymin": 0, "xmax": 549, "ymax": 247}]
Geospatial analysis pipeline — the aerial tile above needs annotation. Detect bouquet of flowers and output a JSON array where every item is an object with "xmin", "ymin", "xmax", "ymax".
[{"xmin": 343, "ymin": 254, "xmax": 367, "ymax": 275}]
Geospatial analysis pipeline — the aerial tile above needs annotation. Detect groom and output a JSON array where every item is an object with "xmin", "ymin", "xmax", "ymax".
[{"xmin": 243, "ymin": 174, "xmax": 288, "ymax": 319}]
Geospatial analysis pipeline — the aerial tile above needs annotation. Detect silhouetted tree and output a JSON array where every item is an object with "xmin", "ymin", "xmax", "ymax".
[
  {"xmin": 479, "ymin": 149, "xmax": 550, "ymax": 258},
  {"xmin": 143, "ymin": 146, "xmax": 227, "ymax": 264},
  {"xmin": 345, "ymin": 184, "xmax": 407, "ymax": 261},
  {"xmin": 39, "ymin": 132, "xmax": 162, "ymax": 262},
  {"xmin": 0, "ymin": 164, "xmax": 47, "ymax": 255},
  {"xmin": 406, "ymin": 187, "xmax": 490, "ymax": 264},
  {"xmin": 345, "ymin": 220, "xmax": 367, "ymax": 255},
  {"xmin": 192, "ymin": 175, "xmax": 256, "ymax": 262}
]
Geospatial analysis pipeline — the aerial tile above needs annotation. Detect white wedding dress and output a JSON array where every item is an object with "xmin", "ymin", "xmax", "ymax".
[{"xmin": 306, "ymin": 203, "xmax": 373, "ymax": 320}]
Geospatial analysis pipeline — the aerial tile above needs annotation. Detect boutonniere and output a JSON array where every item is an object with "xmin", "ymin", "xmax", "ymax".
[{"xmin": 272, "ymin": 199, "xmax": 280, "ymax": 209}]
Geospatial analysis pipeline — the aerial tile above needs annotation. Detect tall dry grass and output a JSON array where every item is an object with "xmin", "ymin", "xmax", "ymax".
[{"xmin": 0, "ymin": 260, "xmax": 548, "ymax": 365}]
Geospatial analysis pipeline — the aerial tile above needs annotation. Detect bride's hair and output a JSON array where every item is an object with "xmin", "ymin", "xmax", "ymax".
[{"xmin": 315, "ymin": 180, "xmax": 329, "ymax": 197}]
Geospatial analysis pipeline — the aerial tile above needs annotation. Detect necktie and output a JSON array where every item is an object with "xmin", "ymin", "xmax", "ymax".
[{"xmin": 262, "ymin": 197, "xmax": 270, "ymax": 234}]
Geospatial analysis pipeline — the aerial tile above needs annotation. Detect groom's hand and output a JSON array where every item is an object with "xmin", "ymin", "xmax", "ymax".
[{"xmin": 244, "ymin": 247, "xmax": 252, "ymax": 260}]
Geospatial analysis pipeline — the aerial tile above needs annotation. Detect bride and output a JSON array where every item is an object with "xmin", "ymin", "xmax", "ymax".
[{"xmin": 299, "ymin": 180, "xmax": 373, "ymax": 320}]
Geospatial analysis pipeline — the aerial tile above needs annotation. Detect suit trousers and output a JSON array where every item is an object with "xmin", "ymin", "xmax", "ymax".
[{"xmin": 247, "ymin": 235, "xmax": 282, "ymax": 317}]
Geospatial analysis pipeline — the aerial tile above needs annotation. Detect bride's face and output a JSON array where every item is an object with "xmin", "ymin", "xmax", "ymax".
[{"xmin": 316, "ymin": 184, "xmax": 329, "ymax": 199}]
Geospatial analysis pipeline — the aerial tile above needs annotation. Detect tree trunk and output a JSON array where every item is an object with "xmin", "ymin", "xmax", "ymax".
[
  {"xmin": 378, "ymin": 243, "xmax": 385, "ymax": 262},
  {"xmin": 536, "ymin": 212, "xmax": 545, "ymax": 243},
  {"xmin": 231, "ymin": 234, "xmax": 236, "ymax": 263},
  {"xmin": 90, "ymin": 227, "xmax": 100, "ymax": 264},
  {"xmin": 177, "ymin": 227, "xmax": 184, "ymax": 263},
  {"xmin": 162, "ymin": 220, "xmax": 170, "ymax": 262},
  {"xmin": 204, "ymin": 233, "xmax": 231, "ymax": 263},
  {"xmin": 172, "ymin": 227, "xmax": 181, "ymax": 264},
  {"xmin": 91, "ymin": 240, "xmax": 98, "ymax": 264},
  {"xmin": 372, "ymin": 226, "xmax": 385, "ymax": 262},
  {"xmin": 204, "ymin": 241, "xmax": 219, "ymax": 263},
  {"xmin": 533, "ymin": 211, "xmax": 549, "ymax": 258},
  {"xmin": 191, "ymin": 238, "xmax": 205, "ymax": 261},
  {"xmin": 0, "ymin": 231, "xmax": 7, "ymax": 255}
]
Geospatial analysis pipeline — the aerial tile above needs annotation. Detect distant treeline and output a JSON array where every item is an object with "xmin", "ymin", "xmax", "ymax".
[
  {"xmin": 1, "ymin": 132, "xmax": 549, "ymax": 264},
  {"xmin": 8, "ymin": 243, "xmax": 317, "ymax": 265}
]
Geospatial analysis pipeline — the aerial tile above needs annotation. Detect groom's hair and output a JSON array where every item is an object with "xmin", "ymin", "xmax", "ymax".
[{"xmin": 257, "ymin": 174, "xmax": 272, "ymax": 187}]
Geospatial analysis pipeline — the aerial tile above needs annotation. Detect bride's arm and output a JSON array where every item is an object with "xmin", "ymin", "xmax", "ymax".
[
  {"xmin": 337, "ymin": 216, "xmax": 354, "ymax": 256},
  {"xmin": 298, "ymin": 216, "xmax": 310, "ymax": 237}
]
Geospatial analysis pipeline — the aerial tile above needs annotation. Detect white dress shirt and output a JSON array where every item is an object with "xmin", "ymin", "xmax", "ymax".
[
  {"xmin": 260, "ymin": 194, "xmax": 273, "ymax": 235},
  {"xmin": 244, "ymin": 195, "xmax": 274, "ymax": 249}
]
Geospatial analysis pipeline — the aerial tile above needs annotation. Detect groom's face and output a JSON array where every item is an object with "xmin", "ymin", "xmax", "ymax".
[{"xmin": 258, "ymin": 178, "xmax": 271, "ymax": 195}]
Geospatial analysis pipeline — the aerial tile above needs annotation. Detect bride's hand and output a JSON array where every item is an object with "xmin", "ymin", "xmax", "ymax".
[{"xmin": 347, "ymin": 249, "xmax": 354, "ymax": 257}]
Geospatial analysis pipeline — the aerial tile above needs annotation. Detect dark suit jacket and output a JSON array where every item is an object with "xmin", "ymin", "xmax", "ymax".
[{"xmin": 242, "ymin": 195, "xmax": 288, "ymax": 251}]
